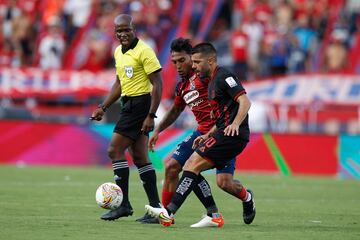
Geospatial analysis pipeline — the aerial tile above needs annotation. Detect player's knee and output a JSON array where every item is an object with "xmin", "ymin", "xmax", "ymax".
[
  {"xmin": 133, "ymin": 155, "xmax": 150, "ymax": 166},
  {"xmin": 107, "ymin": 146, "xmax": 116, "ymax": 160},
  {"xmin": 165, "ymin": 160, "xmax": 181, "ymax": 178},
  {"xmin": 107, "ymin": 145, "xmax": 125, "ymax": 160},
  {"xmin": 217, "ymin": 177, "xmax": 232, "ymax": 192}
]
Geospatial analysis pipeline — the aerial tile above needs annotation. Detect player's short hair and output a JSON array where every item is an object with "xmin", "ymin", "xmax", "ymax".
[
  {"xmin": 170, "ymin": 38, "xmax": 192, "ymax": 54},
  {"xmin": 191, "ymin": 43, "xmax": 217, "ymax": 57}
]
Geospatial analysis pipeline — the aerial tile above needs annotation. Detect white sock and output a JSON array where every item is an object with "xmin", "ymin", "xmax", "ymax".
[{"xmin": 245, "ymin": 192, "xmax": 252, "ymax": 202}]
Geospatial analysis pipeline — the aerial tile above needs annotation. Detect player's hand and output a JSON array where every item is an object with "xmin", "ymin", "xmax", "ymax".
[
  {"xmin": 224, "ymin": 123, "xmax": 239, "ymax": 136},
  {"xmin": 141, "ymin": 116, "xmax": 155, "ymax": 134},
  {"xmin": 148, "ymin": 130, "xmax": 159, "ymax": 152},
  {"xmin": 90, "ymin": 108, "xmax": 105, "ymax": 121},
  {"xmin": 192, "ymin": 134, "xmax": 207, "ymax": 149},
  {"xmin": 210, "ymin": 110, "xmax": 215, "ymax": 119}
]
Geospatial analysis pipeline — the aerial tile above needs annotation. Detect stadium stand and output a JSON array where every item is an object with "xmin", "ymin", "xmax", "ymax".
[{"xmin": 0, "ymin": 0, "xmax": 359, "ymax": 134}]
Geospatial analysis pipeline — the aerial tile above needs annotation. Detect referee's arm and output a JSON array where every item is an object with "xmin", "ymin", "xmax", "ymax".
[{"xmin": 148, "ymin": 70, "xmax": 163, "ymax": 114}]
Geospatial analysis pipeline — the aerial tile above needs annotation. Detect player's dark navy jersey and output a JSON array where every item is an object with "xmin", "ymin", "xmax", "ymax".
[
  {"xmin": 174, "ymin": 72, "xmax": 215, "ymax": 133},
  {"xmin": 208, "ymin": 66, "xmax": 249, "ymax": 141}
]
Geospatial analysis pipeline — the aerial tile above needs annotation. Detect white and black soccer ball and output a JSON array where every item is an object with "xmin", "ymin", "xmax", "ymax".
[{"xmin": 95, "ymin": 182, "xmax": 123, "ymax": 210}]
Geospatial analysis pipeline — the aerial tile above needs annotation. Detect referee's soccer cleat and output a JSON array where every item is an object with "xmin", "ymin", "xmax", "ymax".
[
  {"xmin": 100, "ymin": 203, "xmax": 134, "ymax": 221},
  {"xmin": 190, "ymin": 213, "xmax": 224, "ymax": 228},
  {"xmin": 145, "ymin": 205, "xmax": 174, "ymax": 227},
  {"xmin": 242, "ymin": 189, "xmax": 256, "ymax": 224},
  {"xmin": 135, "ymin": 213, "xmax": 159, "ymax": 224}
]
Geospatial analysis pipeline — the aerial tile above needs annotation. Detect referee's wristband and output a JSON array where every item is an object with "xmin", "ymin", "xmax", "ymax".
[
  {"xmin": 148, "ymin": 112, "xmax": 157, "ymax": 119},
  {"xmin": 98, "ymin": 104, "xmax": 107, "ymax": 112}
]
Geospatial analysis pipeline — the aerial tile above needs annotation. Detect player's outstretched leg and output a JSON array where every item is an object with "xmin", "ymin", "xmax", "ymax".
[
  {"xmin": 190, "ymin": 213, "xmax": 224, "ymax": 228},
  {"xmin": 242, "ymin": 189, "xmax": 256, "ymax": 224},
  {"xmin": 145, "ymin": 205, "xmax": 174, "ymax": 227},
  {"xmin": 191, "ymin": 174, "xmax": 224, "ymax": 228},
  {"xmin": 216, "ymin": 173, "xmax": 256, "ymax": 225}
]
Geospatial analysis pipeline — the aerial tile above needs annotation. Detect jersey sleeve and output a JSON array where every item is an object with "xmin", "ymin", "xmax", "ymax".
[
  {"xmin": 139, "ymin": 47, "xmax": 162, "ymax": 75},
  {"xmin": 114, "ymin": 46, "xmax": 121, "ymax": 77},
  {"xmin": 219, "ymin": 74, "xmax": 246, "ymax": 101},
  {"xmin": 173, "ymin": 81, "xmax": 186, "ymax": 107}
]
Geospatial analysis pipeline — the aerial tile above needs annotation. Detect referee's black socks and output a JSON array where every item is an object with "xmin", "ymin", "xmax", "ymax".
[
  {"xmin": 112, "ymin": 160, "xmax": 130, "ymax": 206},
  {"xmin": 137, "ymin": 163, "xmax": 161, "ymax": 208}
]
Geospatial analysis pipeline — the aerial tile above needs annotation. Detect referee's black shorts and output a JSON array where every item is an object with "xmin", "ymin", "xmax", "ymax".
[
  {"xmin": 195, "ymin": 129, "xmax": 248, "ymax": 170},
  {"xmin": 114, "ymin": 93, "xmax": 151, "ymax": 141}
]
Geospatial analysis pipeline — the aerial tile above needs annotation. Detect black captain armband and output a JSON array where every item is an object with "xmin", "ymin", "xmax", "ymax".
[
  {"xmin": 148, "ymin": 112, "xmax": 157, "ymax": 119},
  {"xmin": 98, "ymin": 104, "xmax": 108, "ymax": 112}
]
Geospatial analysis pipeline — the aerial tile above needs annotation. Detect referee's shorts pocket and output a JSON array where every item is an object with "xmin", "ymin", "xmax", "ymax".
[{"xmin": 120, "ymin": 96, "xmax": 132, "ymax": 113}]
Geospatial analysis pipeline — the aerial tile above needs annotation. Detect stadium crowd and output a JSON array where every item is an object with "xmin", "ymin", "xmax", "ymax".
[
  {"xmin": 0, "ymin": 0, "xmax": 175, "ymax": 70},
  {"xmin": 1, "ymin": 0, "xmax": 359, "ymax": 77},
  {"xmin": 0, "ymin": 0, "xmax": 359, "ymax": 134}
]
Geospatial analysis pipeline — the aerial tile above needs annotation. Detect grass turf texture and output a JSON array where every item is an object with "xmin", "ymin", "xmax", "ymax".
[{"xmin": 0, "ymin": 165, "xmax": 359, "ymax": 240}]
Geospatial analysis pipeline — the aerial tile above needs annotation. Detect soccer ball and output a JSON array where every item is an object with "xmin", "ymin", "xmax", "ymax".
[{"xmin": 95, "ymin": 182, "xmax": 123, "ymax": 210}]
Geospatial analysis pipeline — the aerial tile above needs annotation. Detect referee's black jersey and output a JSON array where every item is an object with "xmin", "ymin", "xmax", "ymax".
[{"xmin": 208, "ymin": 66, "xmax": 250, "ymax": 141}]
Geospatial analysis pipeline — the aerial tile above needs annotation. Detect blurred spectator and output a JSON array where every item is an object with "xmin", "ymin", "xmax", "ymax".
[
  {"xmin": 324, "ymin": 36, "xmax": 348, "ymax": 73},
  {"xmin": 230, "ymin": 23, "xmax": 248, "ymax": 81},
  {"xmin": 0, "ymin": 40, "xmax": 15, "ymax": 67},
  {"xmin": 80, "ymin": 28, "xmax": 112, "ymax": 72},
  {"xmin": 231, "ymin": 0, "xmax": 253, "ymax": 29},
  {"xmin": 242, "ymin": 12, "xmax": 263, "ymax": 79},
  {"xmin": 63, "ymin": 0, "xmax": 92, "ymax": 28},
  {"xmin": 137, "ymin": 31, "xmax": 158, "ymax": 54},
  {"xmin": 208, "ymin": 19, "xmax": 233, "ymax": 70},
  {"xmin": 268, "ymin": 29, "xmax": 291, "ymax": 76},
  {"xmin": 253, "ymin": 0, "xmax": 272, "ymax": 25},
  {"xmin": 292, "ymin": 15, "xmax": 317, "ymax": 55},
  {"xmin": 287, "ymin": 35, "xmax": 308, "ymax": 73},
  {"xmin": 275, "ymin": 0, "xmax": 294, "ymax": 31},
  {"xmin": 257, "ymin": 20, "xmax": 277, "ymax": 78},
  {"xmin": 41, "ymin": 0, "xmax": 64, "ymax": 26},
  {"xmin": 38, "ymin": 17, "xmax": 65, "ymax": 70},
  {"xmin": 11, "ymin": 10, "xmax": 34, "ymax": 66},
  {"xmin": 189, "ymin": 0, "xmax": 205, "ymax": 36},
  {"xmin": 1, "ymin": 0, "xmax": 21, "ymax": 43}
]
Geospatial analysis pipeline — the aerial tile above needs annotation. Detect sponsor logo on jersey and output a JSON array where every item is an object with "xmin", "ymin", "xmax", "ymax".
[
  {"xmin": 190, "ymin": 81, "xmax": 196, "ymax": 90},
  {"xmin": 225, "ymin": 76, "xmax": 238, "ymax": 88},
  {"xmin": 124, "ymin": 66, "xmax": 133, "ymax": 78},
  {"xmin": 189, "ymin": 99, "xmax": 204, "ymax": 110},
  {"xmin": 183, "ymin": 90, "xmax": 199, "ymax": 104}
]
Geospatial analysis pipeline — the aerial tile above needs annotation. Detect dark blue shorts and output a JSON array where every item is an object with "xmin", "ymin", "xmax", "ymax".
[{"xmin": 172, "ymin": 130, "xmax": 235, "ymax": 175}]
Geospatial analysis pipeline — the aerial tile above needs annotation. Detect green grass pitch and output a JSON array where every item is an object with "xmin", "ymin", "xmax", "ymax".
[{"xmin": 0, "ymin": 165, "xmax": 359, "ymax": 240}]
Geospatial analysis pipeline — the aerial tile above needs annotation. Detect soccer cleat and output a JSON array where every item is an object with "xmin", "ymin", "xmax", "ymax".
[
  {"xmin": 145, "ymin": 205, "xmax": 174, "ymax": 227},
  {"xmin": 101, "ymin": 203, "xmax": 134, "ymax": 221},
  {"xmin": 190, "ymin": 213, "xmax": 224, "ymax": 228},
  {"xmin": 242, "ymin": 189, "xmax": 256, "ymax": 224},
  {"xmin": 135, "ymin": 213, "xmax": 159, "ymax": 224}
]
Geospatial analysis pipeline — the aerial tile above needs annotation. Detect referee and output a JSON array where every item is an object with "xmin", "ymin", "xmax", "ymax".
[{"xmin": 91, "ymin": 14, "xmax": 163, "ymax": 222}]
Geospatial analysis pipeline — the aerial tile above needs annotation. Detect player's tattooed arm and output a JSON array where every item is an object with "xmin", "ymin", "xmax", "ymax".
[
  {"xmin": 149, "ymin": 104, "xmax": 185, "ymax": 151},
  {"xmin": 157, "ymin": 104, "xmax": 185, "ymax": 133}
]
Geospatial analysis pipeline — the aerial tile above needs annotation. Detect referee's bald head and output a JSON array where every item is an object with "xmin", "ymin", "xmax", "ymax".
[{"xmin": 114, "ymin": 14, "xmax": 135, "ymax": 28}]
